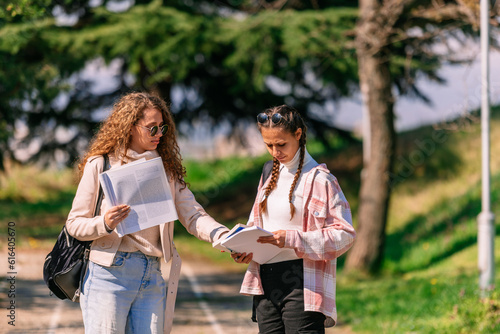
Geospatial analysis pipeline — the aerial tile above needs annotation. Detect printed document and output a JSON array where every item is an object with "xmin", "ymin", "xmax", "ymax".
[
  {"xmin": 213, "ymin": 224, "xmax": 280, "ymax": 264},
  {"xmin": 99, "ymin": 157, "xmax": 178, "ymax": 237}
]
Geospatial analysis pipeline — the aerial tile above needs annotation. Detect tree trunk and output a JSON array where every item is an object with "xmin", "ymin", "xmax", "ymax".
[{"xmin": 345, "ymin": 0, "xmax": 396, "ymax": 274}]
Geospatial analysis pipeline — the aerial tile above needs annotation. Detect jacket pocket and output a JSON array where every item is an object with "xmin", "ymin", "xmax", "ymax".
[
  {"xmin": 307, "ymin": 197, "xmax": 328, "ymax": 228},
  {"xmin": 93, "ymin": 234, "xmax": 118, "ymax": 250}
]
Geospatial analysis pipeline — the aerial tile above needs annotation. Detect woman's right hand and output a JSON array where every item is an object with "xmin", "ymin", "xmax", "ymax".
[
  {"xmin": 104, "ymin": 204, "xmax": 131, "ymax": 230},
  {"xmin": 230, "ymin": 252, "xmax": 253, "ymax": 264}
]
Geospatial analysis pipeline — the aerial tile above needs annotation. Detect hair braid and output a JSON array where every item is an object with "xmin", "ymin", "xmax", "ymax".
[
  {"xmin": 259, "ymin": 158, "xmax": 280, "ymax": 215},
  {"xmin": 288, "ymin": 142, "xmax": 305, "ymax": 219}
]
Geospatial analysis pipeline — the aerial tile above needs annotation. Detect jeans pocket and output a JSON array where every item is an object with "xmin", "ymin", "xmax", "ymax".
[{"xmin": 111, "ymin": 253, "xmax": 126, "ymax": 267}]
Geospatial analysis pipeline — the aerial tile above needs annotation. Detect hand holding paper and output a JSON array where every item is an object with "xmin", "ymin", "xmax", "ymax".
[
  {"xmin": 104, "ymin": 204, "xmax": 131, "ymax": 230},
  {"xmin": 99, "ymin": 157, "xmax": 178, "ymax": 237},
  {"xmin": 212, "ymin": 224, "xmax": 281, "ymax": 264},
  {"xmin": 230, "ymin": 251, "xmax": 253, "ymax": 264},
  {"xmin": 257, "ymin": 229, "xmax": 286, "ymax": 248}
]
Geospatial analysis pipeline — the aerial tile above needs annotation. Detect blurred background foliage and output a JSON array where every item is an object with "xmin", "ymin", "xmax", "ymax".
[
  {"xmin": 0, "ymin": 0, "xmax": 357, "ymax": 168},
  {"xmin": 1, "ymin": 0, "xmax": 467, "ymax": 169}
]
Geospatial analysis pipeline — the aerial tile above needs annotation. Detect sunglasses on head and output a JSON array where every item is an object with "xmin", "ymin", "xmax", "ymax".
[
  {"xmin": 136, "ymin": 124, "xmax": 168, "ymax": 136},
  {"xmin": 257, "ymin": 113, "xmax": 283, "ymax": 125}
]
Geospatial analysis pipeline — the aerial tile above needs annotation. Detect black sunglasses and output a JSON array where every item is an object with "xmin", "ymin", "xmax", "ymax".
[
  {"xmin": 136, "ymin": 124, "xmax": 168, "ymax": 136},
  {"xmin": 257, "ymin": 113, "xmax": 283, "ymax": 125}
]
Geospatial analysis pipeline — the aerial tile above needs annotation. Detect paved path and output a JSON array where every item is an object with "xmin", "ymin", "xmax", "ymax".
[{"xmin": 0, "ymin": 248, "xmax": 353, "ymax": 334}]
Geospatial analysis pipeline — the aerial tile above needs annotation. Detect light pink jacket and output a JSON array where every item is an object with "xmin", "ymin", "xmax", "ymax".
[
  {"xmin": 66, "ymin": 151, "xmax": 228, "ymax": 333},
  {"xmin": 66, "ymin": 152, "xmax": 228, "ymax": 264},
  {"xmin": 240, "ymin": 164, "xmax": 355, "ymax": 327}
]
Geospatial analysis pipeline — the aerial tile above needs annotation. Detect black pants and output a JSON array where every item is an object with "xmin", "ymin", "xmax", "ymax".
[{"xmin": 253, "ymin": 259, "xmax": 326, "ymax": 334}]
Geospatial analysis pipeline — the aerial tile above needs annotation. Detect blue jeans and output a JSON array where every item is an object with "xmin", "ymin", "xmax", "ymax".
[{"xmin": 81, "ymin": 251, "xmax": 166, "ymax": 334}]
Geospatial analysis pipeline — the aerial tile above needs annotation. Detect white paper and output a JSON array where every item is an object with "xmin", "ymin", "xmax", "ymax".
[
  {"xmin": 212, "ymin": 224, "xmax": 281, "ymax": 264},
  {"xmin": 99, "ymin": 157, "xmax": 178, "ymax": 237}
]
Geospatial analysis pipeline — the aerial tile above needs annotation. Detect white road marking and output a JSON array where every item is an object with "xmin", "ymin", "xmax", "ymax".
[
  {"xmin": 46, "ymin": 298, "xmax": 64, "ymax": 333},
  {"xmin": 182, "ymin": 263, "xmax": 225, "ymax": 334}
]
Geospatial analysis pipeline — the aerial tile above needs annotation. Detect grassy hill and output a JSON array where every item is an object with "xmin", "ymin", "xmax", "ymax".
[
  {"xmin": 1, "ymin": 107, "xmax": 499, "ymax": 332},
  {"xmin": 338, "ymin": 109, "xmax": 500, "ymax": 333}
]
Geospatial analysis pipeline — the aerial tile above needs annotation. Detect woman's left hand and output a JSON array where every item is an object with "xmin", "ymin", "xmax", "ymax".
[
  {"xmin": 231, "ymin": 252, "xmax": 253, "ymax": 264},
  {"xmin": 257, "ymin": 230, "xmax": 286, "ymax": 248}
]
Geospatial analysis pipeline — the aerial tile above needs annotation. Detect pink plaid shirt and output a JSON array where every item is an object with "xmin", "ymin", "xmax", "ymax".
[{"xmin": 240, "ymin": 163, "xmax": 355, "ymax": 327}]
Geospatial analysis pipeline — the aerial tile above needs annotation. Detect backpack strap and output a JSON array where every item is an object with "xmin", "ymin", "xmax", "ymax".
[
  {"xmin": 93, "ymin": 154, "xmax": 109, "ymax": 217},
  {"xmin": 262, "ymin": 160, "xmax": 273, "ymax": 183}
]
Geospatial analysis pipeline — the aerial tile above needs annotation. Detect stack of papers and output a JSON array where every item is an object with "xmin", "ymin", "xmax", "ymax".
[
  {"xmin": 99, "ymin": 157, "xmax": 178, "ymax": 237},
  {"xmin": 213, "ymin": 224, "xmax": 281, "ymax": 264}
]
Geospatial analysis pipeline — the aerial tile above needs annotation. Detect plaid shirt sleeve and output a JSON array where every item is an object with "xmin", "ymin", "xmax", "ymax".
[{"xmin": 285, "ymin": 170, "xmax": 355, "ymax": 261}]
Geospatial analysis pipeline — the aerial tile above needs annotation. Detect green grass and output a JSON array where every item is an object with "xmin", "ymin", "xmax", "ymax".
[
  {"xmin": 384, "ymin": 171, "xmax": 500, "ymax": 274},
  {"xmin": 0, "ymin": 163, "xmax": 78, "ymax": 246},
  {"xmin": 1, "ymin": 108, "xmax": 499, "ymax": 332},
  {"xmin": 183, "ymin": 153, "xmax": 268, "ymax": 211},
  {"xmin": 339, "ymin": 238, "xmax": 500, "ymax": 333}
]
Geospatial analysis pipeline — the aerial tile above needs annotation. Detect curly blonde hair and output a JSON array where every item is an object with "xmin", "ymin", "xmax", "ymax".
[
  {"xmin": 257, "ymin": 105, "xmax": 307, "ymax": 219},
  {"xmin": 78, "ymin": 92, "xmax": 187, "ymax": 189}
]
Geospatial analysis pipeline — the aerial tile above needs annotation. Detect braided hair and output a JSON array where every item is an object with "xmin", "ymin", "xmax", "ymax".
[{"xmin": 257, "ymin": 105, "xmax": 307, "ymax": 219}]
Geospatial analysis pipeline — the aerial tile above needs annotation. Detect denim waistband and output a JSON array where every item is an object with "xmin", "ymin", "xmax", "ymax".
[
  {"xmin": 260, "ymin": 259, "xmax": 303, "ymax": 274},
  {"xmin": 116, "ymin": 251, "xmax": 160, "ymax": 262}
]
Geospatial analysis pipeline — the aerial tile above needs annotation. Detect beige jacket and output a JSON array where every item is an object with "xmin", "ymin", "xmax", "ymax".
[{"xmin": 66, "ymin": 151, "xmax": 229, "ymax": 333}]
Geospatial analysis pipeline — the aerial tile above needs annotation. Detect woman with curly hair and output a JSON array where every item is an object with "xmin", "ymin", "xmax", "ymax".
[
  {"xmin": 66, "ymin": 92, "xmax": 229, "ymax": 334},
  {"xmin": 230, "ymin": 105, "xmax": 356, "ymax": 333}
]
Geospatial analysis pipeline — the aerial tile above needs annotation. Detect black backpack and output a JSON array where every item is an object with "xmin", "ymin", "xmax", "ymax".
[{"xmin": 43, "ymin": 154, "xmax": 109, "ymax": 302}]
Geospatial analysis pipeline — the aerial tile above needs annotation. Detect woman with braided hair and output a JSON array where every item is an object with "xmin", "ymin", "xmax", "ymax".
[{"xmin": 231, "ymin": 105, "xmax": 356, "ymax": 333}]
